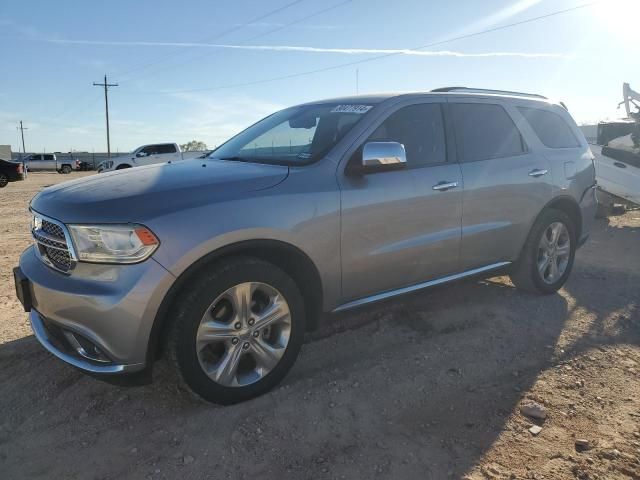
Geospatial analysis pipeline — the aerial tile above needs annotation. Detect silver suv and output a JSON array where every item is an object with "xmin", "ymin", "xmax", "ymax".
[{"xmin": 14, "ymin": 88, "xmax": 597, "ymax": 404}]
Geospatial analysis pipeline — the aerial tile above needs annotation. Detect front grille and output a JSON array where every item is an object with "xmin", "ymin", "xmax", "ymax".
[
  {"xmin": 32, "ymin": 215, "xmax": 74, "ymax": 273},
  {"xmin": 42, "ymin": 220, "xmax": 65, "ymax": 239}
]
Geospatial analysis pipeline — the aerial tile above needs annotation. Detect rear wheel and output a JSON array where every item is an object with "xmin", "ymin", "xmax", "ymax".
[
  {"xmin": 167, "ymin": 257, "xmax": 305, "ymax": 404},
  {"xmin": 510, "ymin": 209, "xmax": 576, "ymax": 294},
  {"xmin": 60, "ymin": 165, "xmax": 72, "ymax": 174},
  {"xmin": 0, "ymin": 173, "xmax": 8, "ymax": 188}
]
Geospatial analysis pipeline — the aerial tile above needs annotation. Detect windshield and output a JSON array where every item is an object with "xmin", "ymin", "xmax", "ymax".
[{"xmin": 209, "ymin": 103, "xmax": 374, "ymax": 165}]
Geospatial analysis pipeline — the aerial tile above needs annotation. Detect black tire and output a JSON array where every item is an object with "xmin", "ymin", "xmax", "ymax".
[
  {"xmin": 0, "ymin": 173, "xmax": 8, "ymax": 188},
  {"xmin": 167, "ymin": 256, "xmax": 305, "ymax": 404},
  {"xmin": 60, "ymin": 165, "xmax": 72, "ymax": 174},
  {"xmin": 116, "ymin": 164, "xmax": 132, "ymax": 170},
  {"xmin": 509, "ymin": 208, "xmax": 577, "ymax": 294}
]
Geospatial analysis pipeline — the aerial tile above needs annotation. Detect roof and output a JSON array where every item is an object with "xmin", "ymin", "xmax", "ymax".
[{"xmin": 299, "ymin": 87, "xmax": 554, "ymax": 107}]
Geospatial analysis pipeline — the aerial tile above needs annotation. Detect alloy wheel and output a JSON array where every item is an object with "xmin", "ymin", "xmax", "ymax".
[
  {"xmin": 537, "ymin": 222, "xmax": 571, "ymax": 284},
  {"xmin": 195, "ymin": 282, "xmax": 291, "ymax": 387}
]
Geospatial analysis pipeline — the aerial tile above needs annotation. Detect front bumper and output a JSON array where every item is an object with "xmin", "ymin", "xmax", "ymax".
[
  {"xmin": 29, "ymin": 309, "xmax": 141, "ymax": 373},
  {"xmin": 18, "ymin": 246, "xmax": 175, "ymax": 373}
]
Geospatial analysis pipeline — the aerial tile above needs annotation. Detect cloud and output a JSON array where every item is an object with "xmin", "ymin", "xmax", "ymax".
[{"xmin": 47, "ymin": 38, "xmax": 571, "ymax": 59}]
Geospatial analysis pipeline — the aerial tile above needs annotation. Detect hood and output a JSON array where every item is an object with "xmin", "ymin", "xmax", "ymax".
[{"xmin": 31, "ymin": 159, "xmax": 289, "ymax": 223}]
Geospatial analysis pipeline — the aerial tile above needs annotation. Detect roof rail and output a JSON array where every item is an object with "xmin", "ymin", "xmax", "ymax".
[{"xmin": 431, "ymin": 87, "xmax": 547, "ymax": 100}]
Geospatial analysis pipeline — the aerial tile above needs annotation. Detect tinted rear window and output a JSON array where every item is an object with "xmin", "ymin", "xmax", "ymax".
[
  {"xmin": 518, "ymin": 107, "xmax": 579, "ymax": 148},
  {"xmin": 451, "ymin": 103, "xmax": 525, "ymax": 162}
]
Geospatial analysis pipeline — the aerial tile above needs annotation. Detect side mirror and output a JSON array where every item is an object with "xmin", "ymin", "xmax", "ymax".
[{"xmin": 360, "ymin": 141, "xmax": 406, "ymax": 172}]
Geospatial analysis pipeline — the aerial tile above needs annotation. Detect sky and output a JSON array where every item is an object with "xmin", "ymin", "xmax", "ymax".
[{"xmin": 1, "ymin": 0, "xmax": 639, "ymax": 153}]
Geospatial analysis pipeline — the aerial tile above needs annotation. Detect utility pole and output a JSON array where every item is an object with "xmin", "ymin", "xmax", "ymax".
[
  {"xmin": 93, "ymin": 75, "xmax": 118, "ymax": 160},
  {"xmin": 17, "ymin": 121, "xmax": 28, "ymax": 157}
]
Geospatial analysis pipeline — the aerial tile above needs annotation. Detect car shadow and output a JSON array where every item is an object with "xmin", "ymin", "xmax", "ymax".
[{"xmin": 0, "ymin": 218, "xmax": 637, "ymax": 479}]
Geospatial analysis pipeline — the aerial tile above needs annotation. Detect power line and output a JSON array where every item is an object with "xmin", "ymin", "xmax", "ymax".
[
  {"xmin": 146, "ymin": 1, "xmax": 599, "ymax": 96},
  {"xmin": 93, "ymin": 75, "xmax": 118, "ymax": 160},
  {"xmin": 121, "ymin": 0, "xmax": 351, "ymax": 82},
  {"xmin": 116, "ymin": 0, "xmax": 307, "ymax": 82}
]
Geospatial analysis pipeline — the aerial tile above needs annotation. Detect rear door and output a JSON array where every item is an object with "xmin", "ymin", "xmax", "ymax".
[
  {"xmin": 42, "ymin": 154, "xmax": 56, "ymax": 170},
  {"xmin": 450, "ymin": 100, "xmax": 553, "ymax": 269},
  {"xmin": 339, "ymin": 100, "xmax": 463, "ymax": 302}
]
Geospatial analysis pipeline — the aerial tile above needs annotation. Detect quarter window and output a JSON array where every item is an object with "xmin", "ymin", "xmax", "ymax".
[
  {"xmin": 518, "ymin": 107, "xmax": 580, "ymax": 148},
  {"xmin": 368, "ymin": 103, "xmax": 446, "ymax": 166},
  {"xmin": 451, "ymin": 103, "xmax": 525, "ymax": 162}
]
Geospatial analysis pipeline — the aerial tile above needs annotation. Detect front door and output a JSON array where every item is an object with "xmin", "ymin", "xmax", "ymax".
[{"xmin": 339, "ymin": 101, "xmax": 463, "ymax": 302}]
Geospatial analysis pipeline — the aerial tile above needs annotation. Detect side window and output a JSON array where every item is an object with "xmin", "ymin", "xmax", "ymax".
[
  {"xmin": 44, "ymin": 154, "xmax": 54, "ymax": 161},
  {"xmin": 30, "ymin": 155, "xmax": 41, "ymax": 161},
  {"xmin": 518, "ymin": 107, "xmax": 580, "ymax": 148},
  {"xmin": 156, "ymin": 144, "xmax": 177, "ymax": 154},
  {"xmin": 140, "ymin": 145, "xmax": 158, "ymax": 155},
  {"xmin": 451, "ymin": 103, "xmax": 525, "ymax": 162},
  {"xmin": 368, "ymin": 103, "xmax": 446, "ymax": 167}
]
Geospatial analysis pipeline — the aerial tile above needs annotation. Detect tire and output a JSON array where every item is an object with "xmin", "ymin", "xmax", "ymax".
[
  {"xmin": 0, "ymin": 173, "xmax": 8, "ymax": 188},
  {"xmin": 509, "ymin": 208, "xmax": 576, "ymax": 294},
  {"xmin": 61, "ymin": 165, "xmax": 72, "ymax": 174},
  {"xmin": 116, "ymin": 164, "xmax": 131, "ymax": 170},
  {"xmin": 167, "ymin": 256, "xmax": 305, "ymax": 404}
]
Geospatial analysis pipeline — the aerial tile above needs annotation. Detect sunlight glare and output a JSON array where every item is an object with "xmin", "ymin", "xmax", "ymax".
[{"xmin": 595, "ymin": 0, "xmax": 640, "ymax": 40}]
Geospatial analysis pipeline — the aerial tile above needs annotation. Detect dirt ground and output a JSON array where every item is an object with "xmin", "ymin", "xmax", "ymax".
[{"xmin": 0, "ymin": 172, "xmax": 638, "ymax": 480}]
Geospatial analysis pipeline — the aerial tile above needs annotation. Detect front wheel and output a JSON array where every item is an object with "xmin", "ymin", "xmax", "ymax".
[
  {"xmin": 167, "ymin": 257, "xmax": 305, "ymax": 404},
  {"xmin": 510, "ymin": 209, "xmax": 576, "ymax": 294}
]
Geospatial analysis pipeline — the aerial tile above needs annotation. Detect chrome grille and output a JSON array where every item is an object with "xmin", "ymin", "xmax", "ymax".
[{"xmin": 32, "ymin": 214, "xmax": 74, "ymax": 273}]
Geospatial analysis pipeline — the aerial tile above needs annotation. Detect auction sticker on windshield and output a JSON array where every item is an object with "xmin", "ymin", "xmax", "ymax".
[{"xmin": 330, "ymin": 105, "xmax": 373, "ymax": 114}]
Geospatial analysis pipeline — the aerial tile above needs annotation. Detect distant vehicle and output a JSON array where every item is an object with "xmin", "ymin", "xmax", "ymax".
[
  {"xmin": 76, "ymin": 161, "xmax": 95, "ymax": 171},
  {"xmin": 23, "ymin": 154, "xmax": 78, "ymax": 174},
  {"xmin": 97, "ymin": 143, "xmax": 204, "ymax": 172},
  {"xmin": 591, "ymin": 83, "xmax": 640, "ymax": 212},
  {"xmin": 0, "ymin": 158, "xmax": 25, "ymax": 187},
  {"xmin": 15, "ymin": 88, "xmax": 597, "ymax": 404}
]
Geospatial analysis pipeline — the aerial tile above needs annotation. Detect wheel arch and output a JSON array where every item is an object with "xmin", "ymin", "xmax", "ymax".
[
  {"xmin": 147, "ymin": 239, "xmax": 324, "ymax": 363},
  {"xmin": 515, "ymin": 195, "xmax": 582, "ymax": 264},
  {"xmin": 542, "ymin": 195, "xmax": 583, "ymax": 239},
  {"xmin": 115, "ymin": 163, "xmax": 132, "ymax": 170}
]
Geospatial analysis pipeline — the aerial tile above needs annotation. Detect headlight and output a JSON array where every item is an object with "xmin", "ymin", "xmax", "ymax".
[{"xmin": 68, "ymin": 224, "xmax": 159, "ymax": 263}]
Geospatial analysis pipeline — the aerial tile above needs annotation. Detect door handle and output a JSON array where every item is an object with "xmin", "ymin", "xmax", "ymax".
[
  {"xmin": 432, "ymin": 181, "xmax": 459, "ymax": 191},
  {"xmin": 528, "ymin": 168, "xmax": 548, "ymax": 178},
  {"xmin": 614, "ymin": 162, "xmax": 627, "ymax": 169}
]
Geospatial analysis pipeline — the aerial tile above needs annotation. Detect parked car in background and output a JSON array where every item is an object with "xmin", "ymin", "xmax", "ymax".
[
  {"xmin": 15, "ymin": 89, "xmax": 597, "ymax": 405},
  {"xmin": 97, "ymin": 143, "xmax": 204, "ymax": 172},
  {"xmin": 0, "ymin": 158, "xmax": 25, "ymax": 187},
  {"xmin": 24, "ymin": 154, "xmax": 78, "ymax": 174}
]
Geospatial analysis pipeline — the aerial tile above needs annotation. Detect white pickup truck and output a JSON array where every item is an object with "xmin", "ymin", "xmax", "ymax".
[
  {"xmin": 24, "ymin": 154, "xmax": 78, "ymax": 174},
  {"xmin": 97, "ymin": 143, "xmax": 204, "ymax": 172},
  {"xmin": 590, "ymin": 121, "xmax": 640, "ymax": 215}
]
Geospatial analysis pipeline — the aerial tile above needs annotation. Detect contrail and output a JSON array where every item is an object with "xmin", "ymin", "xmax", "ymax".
[{"xmin": 48, "ymin": 38, "xmax": 571, "ymax": 59}]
